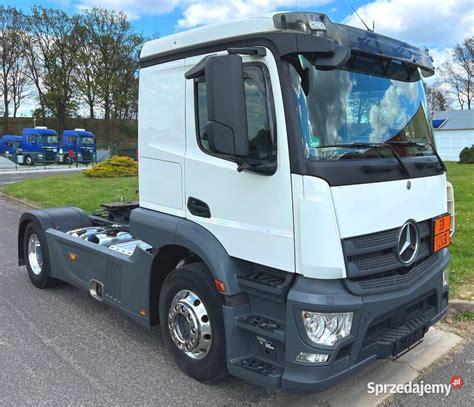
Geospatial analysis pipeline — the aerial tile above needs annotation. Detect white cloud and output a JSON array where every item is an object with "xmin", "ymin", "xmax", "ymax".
[
  {"xmin": 343, "ymin": 0, "xmax": 474, "ymax": 49},
  {"xmin": 176, "ymin": 1, "xmax": 332, "ymax": 29},
  {"xmin": 76, "ymin": 0, "xmax": 181, "ymax": 20},
  {"xmin": 77, "ymin": 0, "xmax": 332, "ymax": 25}
]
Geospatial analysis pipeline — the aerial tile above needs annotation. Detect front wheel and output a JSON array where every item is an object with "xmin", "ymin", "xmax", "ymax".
[
  {"xmin": 24, "ymin": 155, "xmax": 34, "ymax": 166},
  {"xmin": 159, "ymin": 262, "xmax": 227, "ymax": 383}
]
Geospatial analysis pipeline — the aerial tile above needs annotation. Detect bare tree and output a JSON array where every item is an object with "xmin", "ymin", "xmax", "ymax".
[
  {"xmin": 24, "ymin": 6, "xmax": 82, "ymax": 133},
  {"xmin": 0, "ymin": 6, "xmax": 30, "ymax": 130},
  {"xmin": 81, "ymin": 8, "xmax": 144, "ymax": 120},
  {"xmin": 439, "ymin": 36, "xmax": 473, "ymax": 110},
  {"xmin": 424, "ymin": 82, "xmax": 448, "ymax": 115}
]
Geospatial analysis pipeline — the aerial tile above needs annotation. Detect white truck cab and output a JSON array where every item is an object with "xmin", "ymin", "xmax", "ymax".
[{"xmin": 18, "ymin": 12, "xmax": 454, "ymax": 393}]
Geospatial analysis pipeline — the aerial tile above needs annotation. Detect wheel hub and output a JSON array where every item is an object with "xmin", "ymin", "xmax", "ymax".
[
  {"xmin": 27, "ymin": 233, "xmax": 43, "ymax": 275},
  {"xmin": 168, "ymin": 290, "xmax": 211, "ymax": 360}
]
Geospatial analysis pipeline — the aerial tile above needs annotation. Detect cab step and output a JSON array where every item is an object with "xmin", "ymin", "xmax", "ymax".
[
  {"xmin": 230, "ymin": 356, "xmax": 283, "ymax": 389},
  {"xmin": 236, "ymin": 269, "xmax": 293, "ymax": 302},
  {"xmin": 236, "ymin": 314, "xmax": 285, "ymax": 342}
]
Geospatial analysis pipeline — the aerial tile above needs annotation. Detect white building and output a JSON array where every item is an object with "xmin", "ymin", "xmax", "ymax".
[{"xmin": 433, "ymin": 110, "xmax": 474, "ymax": 161}]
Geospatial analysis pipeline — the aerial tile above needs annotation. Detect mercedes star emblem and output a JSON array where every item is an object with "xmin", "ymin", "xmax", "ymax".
[{"xmin": 398, "ymin": 221, "xmax": 419, "ymax": 265}]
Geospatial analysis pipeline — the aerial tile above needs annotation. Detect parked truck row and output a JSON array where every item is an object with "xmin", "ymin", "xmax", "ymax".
[{"xmin": 0, "ymin": 127, "xmax": 96, "ymax": 165}]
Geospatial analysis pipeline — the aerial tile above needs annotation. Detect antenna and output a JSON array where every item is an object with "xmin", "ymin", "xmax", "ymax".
[{"xmin": 351, "ymin": 6, "xmax": 374, "ymax": 32}]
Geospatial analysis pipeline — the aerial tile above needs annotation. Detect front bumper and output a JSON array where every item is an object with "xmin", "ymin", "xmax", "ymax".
[{"xmin": 281, "ymin": 249, "xmax": 449, "ymax": 393}]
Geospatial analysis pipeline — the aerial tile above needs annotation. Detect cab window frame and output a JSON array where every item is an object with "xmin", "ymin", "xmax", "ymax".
[{"xmin": 193, "ymin": 61, "xmax": 277, "ymax": 164}]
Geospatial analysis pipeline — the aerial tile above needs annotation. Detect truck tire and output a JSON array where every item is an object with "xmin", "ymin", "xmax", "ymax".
[
  {"xmin": 23, "ymin": 222, "xmax": 53, "ymax": 288},
  {"xmin": 24, "ymin": 155, "xmax": 34, "ymax": 166},
  {"xmin": 159, "ymin": 262, "xmax": 228, "ymax": 383}
]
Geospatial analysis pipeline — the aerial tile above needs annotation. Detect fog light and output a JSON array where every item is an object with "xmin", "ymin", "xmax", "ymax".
[
  {"xmin": 301, "ymin": 311, "xmax": 353, "ymax": 346},
  {"xmin": 443, "ymin": 268, "xmax": 449, "ymax": 287},
  {"xmin": 296, "ymin": 352, "xmax": 329, "ymax": 364}
]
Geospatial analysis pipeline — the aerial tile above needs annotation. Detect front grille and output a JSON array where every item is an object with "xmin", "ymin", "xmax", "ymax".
[
  {"xmin": 82, "ymin": 149, "xmax": 93, "ymax": 161},
  {"xmin": 44, "ymin": 150, "xmax": 56, "ymax": 161},
  {"xmin": 345, "ymin": 252, "xmax": 440, "ymax": 295},
  {"xmin": 342, "ymin": 220, "xmax": 432, "ymax": 279}
]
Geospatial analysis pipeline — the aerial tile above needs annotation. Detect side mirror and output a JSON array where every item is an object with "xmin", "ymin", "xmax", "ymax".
[
  {"xmin": 186, "ymin": 54, "xmax": 249, "ymax": 157},
  {"xmin": 206, "ymin": 54, "xmax": 249, "ymax": 157}
]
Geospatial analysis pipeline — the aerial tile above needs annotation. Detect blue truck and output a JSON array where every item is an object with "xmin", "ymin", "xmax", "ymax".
[
  {"xmin": 0, "ymin": 135, "xmax": 22, "ymax": 156},
  {"xmin": 17, "ymin": 127, "xmax": 60, "ymax": 165},
  {"xmin": 60, "ymin": 129, "xmax": 96, "ymax": 163}
]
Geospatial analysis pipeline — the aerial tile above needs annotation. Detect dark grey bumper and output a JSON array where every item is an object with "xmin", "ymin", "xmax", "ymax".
[{"xmin": 281, "ymin": 249, "xmax": 449, "ymax": 393}]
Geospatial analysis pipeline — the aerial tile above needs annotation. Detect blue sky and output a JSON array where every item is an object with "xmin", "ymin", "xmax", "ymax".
[{"xmin": 7, "ymin": 0, "xmax": 473, "ymax": 57}]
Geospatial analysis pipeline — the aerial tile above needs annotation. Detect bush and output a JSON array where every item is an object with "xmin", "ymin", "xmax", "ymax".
[
  {"xmin": 459, "ymin": 146, "xmax": 474, "ymax": 164},
  {"xmin": 84, "ymin": 156, "xmax": 138, "ymax": 178}
]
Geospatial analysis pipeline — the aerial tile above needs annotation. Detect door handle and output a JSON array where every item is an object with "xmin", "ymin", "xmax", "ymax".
[{"xmin": 187, "ymin": 197, "xmax": 211, "ymax": 218}]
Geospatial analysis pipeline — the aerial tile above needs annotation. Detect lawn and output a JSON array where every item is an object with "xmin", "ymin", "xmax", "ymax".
[
  {"xmin": 445, "ymin": 162, "xmax": 474, "ymax": 300},
  {"xmin": 1, "ymin": 164, "xmax": 473, "ymax": 299},
  {"xmin": 2, "ymin": 172, "xmax": 138, "ymax": 213}
]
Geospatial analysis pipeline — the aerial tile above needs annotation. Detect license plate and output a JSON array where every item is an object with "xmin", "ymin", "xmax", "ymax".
[
  {"xmin": 434, "ymin": 231, "xmax": 450, "ymax": 252},
  {"xmin": 393, "ymin": 328, "xmax": 425, "ymax": 358}
]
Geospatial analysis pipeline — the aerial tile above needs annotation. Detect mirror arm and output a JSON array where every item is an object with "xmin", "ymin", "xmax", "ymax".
[{"xmin": 227, "ymin": 47, "xmax": 267, "ymax": 57}]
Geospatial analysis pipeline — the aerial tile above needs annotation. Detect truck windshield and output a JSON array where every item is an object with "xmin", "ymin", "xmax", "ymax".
[
  {"xmin": 80, "ymin": 136, "xmax": 94, "ymax": 145},
  {"xmin": 38, "ymin": 134, "xmax": 58, "ymax": 144},
  {"xmin": 289, "ymin": 56, "xmax": 435, "ymax": 161}
]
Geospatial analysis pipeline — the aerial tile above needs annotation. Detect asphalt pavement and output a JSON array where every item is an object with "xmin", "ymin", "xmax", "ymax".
[
  {"xmin": 0, "ymin": 192, "xmax": 471, "ymax": 406},
  {"xmin": 389, "ymin": 337, "xmax": 473, "ymax": 406}
]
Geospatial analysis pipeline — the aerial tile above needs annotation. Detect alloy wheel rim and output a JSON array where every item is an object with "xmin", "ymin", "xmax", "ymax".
[
  {"xmin": 168, "ymin": 289, "xmax": 212, "ymax": 360},
  {"xmin": 27, "ymin": 234, "xmax": 43, "ymax": 275}
]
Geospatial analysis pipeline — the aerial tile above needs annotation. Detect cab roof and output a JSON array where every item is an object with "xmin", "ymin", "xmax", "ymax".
[
  {"xmin": 140, "ymin": 11, "xmax": 434, "ymax": 76},
  {"xmin": 141, "ymin": 13, "xmax": 277, "ymax": 60},
  {"xmin": 23, "ymin": 128, "xmax": 58, "ymax": 135},
  {"xmin": 63, "ymin": 129, "xmax": 95, "ymax": 137}
]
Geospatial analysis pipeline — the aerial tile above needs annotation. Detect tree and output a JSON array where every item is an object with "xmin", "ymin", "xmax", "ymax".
[
  {"xmin": 0, "ymin": 7, "xmax": 30, "ymax": 130},
  {"xmin": 424, "ymin": 82, "xmax": 448, "ymax": 115},
  {"xmin": 23, "ymin": 6, "xmax": 81, "ymax": 133},
  {"xmin": 80, "ymin": 8, "xmax": 144, "ymax": 121},
  {"xmin": 439, "ymin": 36, "xmax": 473, "ymax": 110}
]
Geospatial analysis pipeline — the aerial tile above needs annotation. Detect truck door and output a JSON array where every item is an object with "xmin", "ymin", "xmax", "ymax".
[{"xmin": 184, "ymin": 52, "xmax": 295, "ymax": 272}]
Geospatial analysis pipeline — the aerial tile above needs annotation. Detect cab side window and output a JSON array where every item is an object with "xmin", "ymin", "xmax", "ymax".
[{"xmin": 196, "ymin": 64, "xmax": 276, "ymax": 161}]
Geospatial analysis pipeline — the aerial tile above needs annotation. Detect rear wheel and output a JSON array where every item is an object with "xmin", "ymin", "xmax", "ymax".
[
  {"xmin": 159, "ymin": 262, "xmax": 227, "ymax": 382},
  {"xmin": 23, "ymin": 222, "xmax": 53, "ymax": 288}
]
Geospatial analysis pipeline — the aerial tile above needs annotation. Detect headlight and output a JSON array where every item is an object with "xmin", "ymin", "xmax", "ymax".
[
  {"xmin": 38, "ymin": 154, "xmax": 43, "ymax": 158},
  {"xmin": 443, "ymin": 268, "xmax": 449, "ymax": 287},
  {"xmin": 301, "ymin": 311, "xmax": 353, "ymax": 346}
]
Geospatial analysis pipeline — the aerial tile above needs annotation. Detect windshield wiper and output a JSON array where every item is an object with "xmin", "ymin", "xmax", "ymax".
[
  {"xmin": 315, "ymin": 142, "xmax": 382, "ymax": 150},
  {"xmin": 385, "ymin": 141, "xmax": 446, "ymax": 172},
  {"xmin": 316, "ymin": 142, "xmax": 412, "ymax": 178}
]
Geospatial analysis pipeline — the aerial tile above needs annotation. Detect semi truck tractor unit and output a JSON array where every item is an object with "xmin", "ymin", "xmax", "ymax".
[
  {"xmin": 61, "ymin": 129, "xmax": 96, "ymax": 163},
  {"xmin": 19, "ymin": 127, "xmax": 59, "ymax": 165},
  {"xmin": 0, "ymin": 135, "xmax": 22, "ymax": 156},
  {"xmin": 17, "ymin": 12, "xmax": 454, "ymax": 393}
]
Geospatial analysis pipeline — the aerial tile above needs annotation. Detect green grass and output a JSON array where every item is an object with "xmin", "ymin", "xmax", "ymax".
[
  {"xmin": 2, "ymin": 173, "xmax": 138, "ymax": 213},
  {"xmin": 445, "ymin": 162, "xmax": 474, "ymax": 300},
  {"xmin": 453, "ymin": 311, "xmax": 474, "ymax": 323},
  {"xmin": 1, "ymin": 163, "xmax": 473, "ymax": 299}
]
